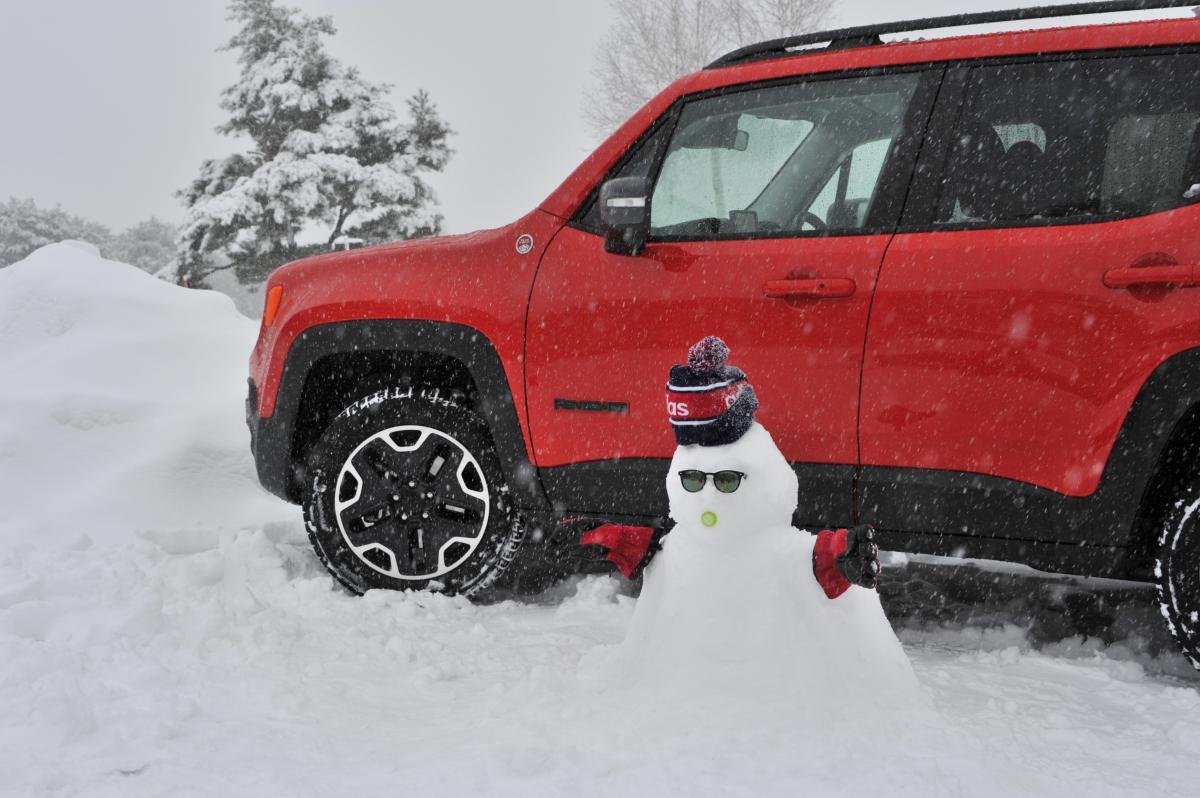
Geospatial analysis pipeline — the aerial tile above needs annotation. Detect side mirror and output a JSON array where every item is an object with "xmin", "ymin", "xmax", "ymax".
[{"xmin": 600, "ymin": 176, "xmax": 651, "ymax": 257}]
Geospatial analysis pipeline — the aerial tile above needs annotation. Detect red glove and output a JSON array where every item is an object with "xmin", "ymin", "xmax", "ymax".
[
  {"xmin": 580, "ymin": 523, "xmax": 659, "ymax": 579},
  {"xmin": 813, "ymin": 525, "xmax": 880, "ymax": 599}
]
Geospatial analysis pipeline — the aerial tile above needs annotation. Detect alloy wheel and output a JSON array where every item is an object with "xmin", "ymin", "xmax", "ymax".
[{"xmin": 334, "ymin": 425, "xmax": 490, "ymax": 581}]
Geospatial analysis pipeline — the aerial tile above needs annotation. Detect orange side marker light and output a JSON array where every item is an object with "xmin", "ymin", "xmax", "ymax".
[{"xmin": 263, "ymin": 285, "xmax": 284, "ymax": 327}]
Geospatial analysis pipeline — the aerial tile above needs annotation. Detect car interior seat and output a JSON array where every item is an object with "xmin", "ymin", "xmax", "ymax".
[
  {"xmin": 947, "ymin": 121, "xmax": 1007, "ymax": 221},
  {"xmin": 1184, "ymin": 119, "xmax": 1200, "ymax": 198},
  {"xmin": 994, "ymin": 140, "xmax": 1048, "ymax": 219}
]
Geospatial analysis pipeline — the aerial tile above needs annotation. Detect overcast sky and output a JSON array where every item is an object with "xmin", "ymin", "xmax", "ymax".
[{"xmin": 2, "ymin": 0, "xmax": 1191, "ymax": 235}]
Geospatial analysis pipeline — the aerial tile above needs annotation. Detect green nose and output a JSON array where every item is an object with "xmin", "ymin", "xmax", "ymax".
[{"xmin": 701, "ymin": 510, "xmax": 718, "ymax": 528}]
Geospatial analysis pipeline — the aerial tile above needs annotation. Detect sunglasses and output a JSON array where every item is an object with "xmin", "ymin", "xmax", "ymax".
[{"xmin": 678, "ymin": 470, "xmax": 747, "ymax": 493}]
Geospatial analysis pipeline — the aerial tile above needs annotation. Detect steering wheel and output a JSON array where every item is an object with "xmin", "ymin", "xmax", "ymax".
[{"xmin": 788, "ymin": 210, "xmax": 827, "ymax": 231}]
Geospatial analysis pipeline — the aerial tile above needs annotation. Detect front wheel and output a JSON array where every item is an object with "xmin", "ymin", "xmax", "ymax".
[
  {"xmin": 1155, "ymin": 481, "xmax": 1200, "ymax": 670},
  {"xmin": 303, "ymin": 387, "xmax": 524, "ymax": 598}
]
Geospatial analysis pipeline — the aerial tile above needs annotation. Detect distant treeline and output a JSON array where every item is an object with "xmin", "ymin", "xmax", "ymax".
[{"xmin": 0, "ymin": 197, "xmax": 176, "ymax": 272}]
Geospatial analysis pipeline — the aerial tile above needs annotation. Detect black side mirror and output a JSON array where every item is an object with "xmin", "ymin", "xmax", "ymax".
[{"xmin": 600, "ymin": 176, "xmax": 651, "ymax": 257}]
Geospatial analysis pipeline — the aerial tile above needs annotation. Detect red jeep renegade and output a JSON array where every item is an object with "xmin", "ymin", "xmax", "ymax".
[{"xmin": 247, "ymin": 1, "xmax": 1200, "ymax": 666}]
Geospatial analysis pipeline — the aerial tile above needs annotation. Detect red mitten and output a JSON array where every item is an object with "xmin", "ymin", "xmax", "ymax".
[
  {"xmin": 812, "ymin": 525, "xmax": 881, "ymax": 599},
  {"xmin": 813, "ymin": 528, "xmax": 853, "ymax": 599},
  {"xmin": 581, "ymin": 524, "xmax": 657, "ymax": 579}
]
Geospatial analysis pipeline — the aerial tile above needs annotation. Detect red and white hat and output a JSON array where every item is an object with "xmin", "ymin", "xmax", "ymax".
[{"xmin": 665, "ymin": 336, "xmax": 759, "ymax": 447}]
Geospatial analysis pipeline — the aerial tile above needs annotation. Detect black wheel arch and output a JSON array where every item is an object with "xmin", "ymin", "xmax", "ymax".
[
  {"xmin": 1126, "ymin": 354, "xmax": 1200, "ymax": 578},
  {"xmin": 249, "ymin": 320, "xmax": 548, "ymax": 512},
  {"xmin": 1082, "ymin": 345, "xmax": 1200, "ymax": 570}
]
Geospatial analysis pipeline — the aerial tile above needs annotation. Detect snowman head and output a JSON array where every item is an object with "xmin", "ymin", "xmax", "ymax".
[
  {"xmin": 664, "ymin": 337, "xmax": 796, "ymax": 535},
  {"xmin": 667, "ymin": 422, "xmax": 798, "ymax": 534}
]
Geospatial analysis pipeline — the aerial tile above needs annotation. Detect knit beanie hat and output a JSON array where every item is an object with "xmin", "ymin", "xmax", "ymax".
[{"xmin": 666, "ymin": 336, "xmax": 759, "ymax": 446}]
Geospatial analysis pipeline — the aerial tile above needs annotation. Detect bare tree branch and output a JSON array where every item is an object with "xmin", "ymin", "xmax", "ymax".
[{"xmin": 585, "ymin": 0, "xmax": 834, "ymax": 137}]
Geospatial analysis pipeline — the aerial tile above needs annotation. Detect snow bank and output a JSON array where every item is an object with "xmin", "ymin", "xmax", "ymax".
[
  {"xmin": 2, "ymin": 244, "xmax": 1199, "ymax": 796},
  {"xmin": 0, "ymin": 243, "xmax": 287, "ymax": 544}
]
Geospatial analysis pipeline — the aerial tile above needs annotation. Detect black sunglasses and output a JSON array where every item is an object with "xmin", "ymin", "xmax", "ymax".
[{"xmin": 678, "ymin": 470, "xmax": 747, "ymax": 494}]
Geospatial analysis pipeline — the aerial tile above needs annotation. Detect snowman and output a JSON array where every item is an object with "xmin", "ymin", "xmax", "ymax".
[{"xmin": 582, "ymin": 336, "xmax": 920, "ymax": 706}]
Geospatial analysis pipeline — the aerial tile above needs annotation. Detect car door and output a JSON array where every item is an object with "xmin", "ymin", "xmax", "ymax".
[
  {"xmin": 860, "ymin": 51, "xmax": 1200, "ymax": 546},
  {"xmin": 526, "ymin": 68, "xmax": 939, "ymax": 520}
]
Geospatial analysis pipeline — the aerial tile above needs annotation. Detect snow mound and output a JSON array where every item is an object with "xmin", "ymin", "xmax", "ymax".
[{"xmin": 0, "ymin": 243, "xmax": 287, "ymax": 544}]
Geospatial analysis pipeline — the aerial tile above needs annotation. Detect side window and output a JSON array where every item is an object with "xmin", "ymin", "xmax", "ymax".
[
  {"xmin": 648, "ymin": 73, "xmax": 920, "ymax": 239},
  {"xmin": 937, "ymin": 53, "xmax": 1200, "ymax": 226},
  {"xmin": 808, "ymin": 138, "xmax": 893, "ymax": 228},
  {"xmin": 651, "ymin": 117, "xmax": 813, "ymax": 229}
]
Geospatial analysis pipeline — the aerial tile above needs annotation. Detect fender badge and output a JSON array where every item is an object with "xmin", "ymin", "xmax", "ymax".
[{"xmin": 515, "ymin": 233, "xmax": 535, "ymax": 255}]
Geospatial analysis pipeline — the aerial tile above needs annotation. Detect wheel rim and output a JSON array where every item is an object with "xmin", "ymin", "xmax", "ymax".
[
  {"xmin": 1172, "ymin": 519, "xmax": 1200, "ymax": 628},
  {"xmin": 334, "ymin": 425, "xmax": 490, "ymax": 581},
  {"xmin": 1159, "ymin": 497, "xmax": 1200, "ymax": 669}
]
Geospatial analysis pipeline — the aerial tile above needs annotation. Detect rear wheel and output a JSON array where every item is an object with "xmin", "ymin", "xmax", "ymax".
[
  {"xmin": 303, "ymin": 387, "xmax": 524, "ymax": 598},
  {"xmin": 1155, "ymin": 481, "xmax": 1200, "ymax": 670}
]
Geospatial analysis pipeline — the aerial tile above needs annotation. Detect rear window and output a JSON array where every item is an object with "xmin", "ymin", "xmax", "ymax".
[{"xmin": 937, "ymin": 53, "xmax": 1200, "ymax": 226}]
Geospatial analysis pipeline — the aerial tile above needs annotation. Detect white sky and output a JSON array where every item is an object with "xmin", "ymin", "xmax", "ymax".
[{"xmin": 1, "ymin": 0, "xmax": 1192, "ymax": 235}]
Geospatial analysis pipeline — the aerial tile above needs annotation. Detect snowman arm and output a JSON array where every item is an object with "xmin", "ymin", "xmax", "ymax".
[
  {"xmin": 812, "ymin": 525, "xmax": 881, "ymax": 598},
  {"xmin": 580, "ymin": 519, "xmax": 672, "ymax": 579},
  {"xmin": 812, "ymin": 529, "xmax": 854, "ymax": 599}
]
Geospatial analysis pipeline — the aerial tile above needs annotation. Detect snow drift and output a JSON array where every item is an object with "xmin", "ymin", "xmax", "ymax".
[
  {"xmin": 2, "ymin": 244, "xmax": 1199, "ymax": 797},
  {"xmin": 0, "ymin": 242, "xmax": 286, "ymax": 543}
]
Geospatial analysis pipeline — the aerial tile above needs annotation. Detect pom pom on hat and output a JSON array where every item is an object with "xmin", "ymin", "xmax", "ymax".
[{"xmin": 687, "ymin": 336, "xmax": 730, "ymax": 376}]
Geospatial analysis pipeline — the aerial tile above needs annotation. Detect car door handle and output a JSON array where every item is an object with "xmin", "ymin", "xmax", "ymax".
[
  {"xmin": 1103, "ymin": 265, "xmax": 1199, "ymax": 288},
  {"xmin": 763, "ymin": 278, "xmax": 856, "ymax": 299}
]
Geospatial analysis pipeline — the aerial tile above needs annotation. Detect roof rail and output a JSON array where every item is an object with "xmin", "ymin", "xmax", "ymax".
[{"xmin": 706, "ymin": 0, "xmax": 1199, "ymax": 69}]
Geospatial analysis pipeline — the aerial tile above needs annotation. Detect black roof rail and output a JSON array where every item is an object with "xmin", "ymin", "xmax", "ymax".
[{"xmin": 706, "ymin": 0, "xmax": 1200, "ymax": 69}]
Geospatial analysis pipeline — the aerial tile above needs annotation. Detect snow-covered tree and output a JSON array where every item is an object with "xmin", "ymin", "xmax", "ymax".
[
  {"xmin": 107, "ymin": 217, "xmax": 178, "ymax": 274},
  {"xmin": 0, "ymin": 197, "xmax": 111, "ymax": 268},
  {"xmin": 176, "ymin": 0, "xmax": 452, "ymax": 286},
  {"xmin": 586, "ymin": 0, "xmax": 833, "ymax": 136}
]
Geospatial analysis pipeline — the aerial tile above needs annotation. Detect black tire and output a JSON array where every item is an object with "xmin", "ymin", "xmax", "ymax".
[
  {"xmin": 303, "ymin": 386, "xmax": 524, "ymax": 599},
  {"xmin": 1155, "ymin": 481, "xmax": 1200, "ymax": 671}
]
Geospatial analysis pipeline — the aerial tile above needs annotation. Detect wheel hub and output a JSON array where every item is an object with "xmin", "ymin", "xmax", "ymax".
[{"xmin": 333, "ymin": 425, "xmax": 490, "ymax": 581}]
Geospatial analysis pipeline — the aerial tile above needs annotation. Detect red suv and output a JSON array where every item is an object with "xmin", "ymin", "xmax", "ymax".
[{"xmin": 247, "ymin": 2, "xmax": 1200, "ymax": 667}]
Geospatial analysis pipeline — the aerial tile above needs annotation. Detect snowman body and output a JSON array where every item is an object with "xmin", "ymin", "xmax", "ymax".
[{"xmin": 618, "ymin": 423, "xmax": 919, "ymax": 707}]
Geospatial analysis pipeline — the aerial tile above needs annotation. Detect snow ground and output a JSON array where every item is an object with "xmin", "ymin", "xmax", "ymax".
[{"xmin": 2, "ymin": 244, "xmax": 1199, "ymax": 797}]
